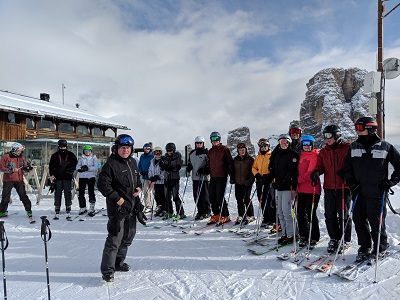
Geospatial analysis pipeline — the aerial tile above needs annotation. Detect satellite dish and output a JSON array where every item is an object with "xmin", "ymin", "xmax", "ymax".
[{"xmin": 383, "ymin": 57, "xmax": 400, "ymax": 79}]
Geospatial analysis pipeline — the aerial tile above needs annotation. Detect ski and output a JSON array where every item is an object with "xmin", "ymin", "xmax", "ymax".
[
  {"xmin": 28, "ymin": 216, "xmax": 36, "ymax": 224},
  {"xmin": 316, "ymin": 244, "xmax": 352, "ymax": 273},
  {"xmin": 248, "ymin": 242, "xmax": 292, "ymax": 255},
  {"xmin": 304, "ymin": 253, "xmax": 331, "ymax": 270},
  {"xmin": 182, "ymin": 222, "xmax": 215, "ymax": 234},
  {"xmin": 0, "ymin": 212, "xmax": 19, "ymax": 218},
  {"xmin": 278, "ymin": 246, "xmax": 308, "ymax": 261},
  {"xmin": 88, "ymin": 208, "xmax": 105, "ymax": 217}
]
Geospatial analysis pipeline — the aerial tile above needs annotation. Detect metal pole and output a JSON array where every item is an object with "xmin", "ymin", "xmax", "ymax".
[{"xmin": 377, "ymin": 0, "xmax": 385, "ymax": 139}]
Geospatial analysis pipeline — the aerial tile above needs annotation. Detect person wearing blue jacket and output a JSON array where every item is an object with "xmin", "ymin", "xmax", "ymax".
[
  {"xmin": 76, "ymin": 145, "xmax": 99, "ymax": 215},
  {"xmin": 138, "ymin": 143, "xmax": 154, "ymax": 213}
]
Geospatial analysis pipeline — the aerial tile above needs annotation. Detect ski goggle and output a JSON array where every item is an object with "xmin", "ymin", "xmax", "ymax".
[
  {"xmin": 237, "ymin": 143, "xmax": 246, "ymax": 149},
  {"xmin": 279, "ymin": 139, "xmax": 289, "ymax": 145},
  {"xmin": 289, "ymin": 128, "xmax": 301, "ymax": 135},
  {"xmin": 355, "ymin": 124, "xmax": 365, "ymax": 132},
  {"xmin": 118, "ymin": 136, "xmax": 134, "ymax": 146},
  {"xmin": 143, "ymin": 147, "xmax": 151, "ymax": 150},
  {"xmin": 259, "ymin": 142, "xmax": 269, "ymax": 147},
  {"xmin": 154, "ymin": 151, "xmax": 162, "ymax": 155},
  {"xmin": 302, "ymin": 141, "xmax": 312, "ymax": 146},
  {"xmin": 324, "ymin": 133, "xmax": 333, "ymax": 139},
  {"xmin": 83, "ymin": 149, "xmax": 91, "ymax": 153},
  {"xmin": 210, "ymin": 136, "xmax": 220, "ymax": 142}
]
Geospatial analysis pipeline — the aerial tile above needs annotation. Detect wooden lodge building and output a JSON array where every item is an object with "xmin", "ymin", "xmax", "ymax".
[{"xmin": 0, "ymin": 89, "xmax": 130, "ymax": 181}]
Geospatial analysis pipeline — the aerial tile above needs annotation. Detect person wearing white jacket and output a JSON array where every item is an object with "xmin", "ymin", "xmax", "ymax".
[
  {"xmin": 148, "ymin": 147, "xmax": 166, "ymax": 216},
  {"xmin": 76, "ymin": 145, "xmax": 99, "ymax": 215}
]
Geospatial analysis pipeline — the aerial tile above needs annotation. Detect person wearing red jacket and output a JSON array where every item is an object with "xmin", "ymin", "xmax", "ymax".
[
  {"xmin": 207, "ymin": 131, "xmax": 234, "ymax": 224},
  {"xmin": 296, "ymin": 135, "xmax": 321, "ymax": 248},
  {"xmin": 0, "ymin": 142, "xmax": 34, "ymax": 221},
  {"xmin": 311, "ymin": 125, "xmax": 351, "ymax": 253}
]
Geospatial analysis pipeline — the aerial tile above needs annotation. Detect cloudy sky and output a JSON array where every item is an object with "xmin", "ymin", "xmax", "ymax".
[{"xmin": 1, "ymin": 0, "xmax": 399, "ymax": 149}]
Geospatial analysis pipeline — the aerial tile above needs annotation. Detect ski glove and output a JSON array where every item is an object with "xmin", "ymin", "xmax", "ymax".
[
  {"xmin": 310, "ymin": 170, "xmax": 320, "ymax": 186},
  {"xmin": 380, "ymin": 179, "xmax": 397, "ymax": 191},
  {"xmin": 78, "ymin": 165, "xmax": 89, "ymax": 172},
  {"xmin": 136, "ymin": 210, "xmax": 147, "ymax": 226},
  {"xmin": 336, "ymin": 169, "xmax": 345, "ymax": 181}
]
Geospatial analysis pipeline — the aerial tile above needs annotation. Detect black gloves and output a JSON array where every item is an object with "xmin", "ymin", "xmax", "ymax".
[
  {"xmin": 336, "ymin": 169, "xmax": 345, "ymax": 181},
  {"xmin": 24, "ymin": 166, "xmax": 33, "ymax": 171},
  {"xmin": 197, "ymin": 166, "xmax": 210, "ymax": 175},
  {"xmin": 137, "ymin": 210, "xmax": 147, "ymax": 225},
  {"xmin": 141, "ymin": 171, "xmax": 148, "ymax": 177},
  {"xmin": 78, "ymin": 165, "xmax": 89, "ymax": 172},
  {"xmin": 380, "ymin": 178, "xmax": 398, "ymax": 191},
  {"xmin": 255, "ymin": 174, "xmax": 262, "ymax": 181},
  {"xmin": 149, "ymin": 175, "xmax": 161, "ymax": 182},
  {"xmin": 350, "ymin": 184, "xmax": 360, "ymax": 196},
  {"xmin": 49, "ymin": 182, "xmax": 56, "ymax": 193},
  {"xmin": 310, "ymin": 170, "xmax": 320, "ymax": 186}
]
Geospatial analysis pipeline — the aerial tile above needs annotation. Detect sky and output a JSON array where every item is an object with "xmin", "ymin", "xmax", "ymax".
[{"xmin": 1, "ymin": 0, "xmax": 400, "ymax": 149}]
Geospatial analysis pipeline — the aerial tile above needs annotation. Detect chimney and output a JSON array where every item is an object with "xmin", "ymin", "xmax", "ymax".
[
  {"xmin": 40, "ymin": 93, "xmax": 50, "ymax": 102},
  {"xmin": 76, "ymin": 103, "xmax": 80, "ymax": 108}
]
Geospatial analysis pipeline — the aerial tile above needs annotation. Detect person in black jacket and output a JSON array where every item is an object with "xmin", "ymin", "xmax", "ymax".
[
  {"xmin": 269, "ymin": 134, "xmax": 299, "ymax": 245},
  {"xmin": 98, "ymin": 134, "xmax": 145, "ymax": 282},
  {"xmin": 345, "ymin": 116, "xmax": 400, "ymax": 262},
  {"xmin": 49, "ymin": 139, "xmax": 77, "ymax": 219}
]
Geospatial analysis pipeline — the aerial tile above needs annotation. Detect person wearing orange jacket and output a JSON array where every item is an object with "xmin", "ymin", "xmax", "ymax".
[
  {"xmin": 252, "ymin": 138, "xmax": 274, "ymax": 228},
  {"xmin": 296, "ymin": 135, "xmax": 321, "ymax": 248},
  {"xmin": 311, "ymin": 125, "xmax": 351, "ymax": 253}
]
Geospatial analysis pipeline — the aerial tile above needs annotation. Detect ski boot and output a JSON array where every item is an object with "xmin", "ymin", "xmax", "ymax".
[
  {"xmin": 355, "ymin": 246, "xmax": 371, "ymax": 262},
  {"xmin": 327, "ymin": 239, "xmax": 338, "ymax": 253}
]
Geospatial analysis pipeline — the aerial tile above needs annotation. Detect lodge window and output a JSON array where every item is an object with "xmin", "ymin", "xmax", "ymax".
[
  {"xmin": 59, "ymin": 122, "xmax": 74, "ymax": 133},
  {"xmin": 105, "ymin": 128, "xmax": 115, "ymax": 137},
  {"xmin": 26, "ymin": 117, "xmax": 35, "ymax": 129},
  {"xmin": 7, "ymin": 113, "xmax": 20, "ymax": 124},
  {"xmin": 92, "ymin": 127, "xmax": 103, "ymax": 136},
  {"xmin": 38, "ymin": 119, "xmax": 56, "ymax": 130},
  {"xmin": 77, "ymin": 124, "xmax": 89, "ymax": 134}
]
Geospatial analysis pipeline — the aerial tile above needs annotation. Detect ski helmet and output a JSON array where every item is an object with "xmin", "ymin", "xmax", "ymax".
[
  {"xmin": 237, "ymin": 143, "xmax": 247, "ymax": 150},
  {"xmin": 153, "ymin": 146, "xmax": 163, "ymax": 154},
  {"xmin": 83, "ymin": 145, "xmax": 92, "ymax": 153},
  {"xmin": 143, "ymin": 143, "xmax": 152, "ymax": 150},
  {"xmin": 278, "ymin": 134, "xmax": 292, "ymax": 144},
  {"xmin": 11, "ymin": 142, "xmax": 25, "ymax": 152},
  {"xmin": 115, "ymin": 134, "xmax": 134, "ymax": 153},
  {"xmin": 300, "ymin": 135, "xmax": 315, "ymax": 149},
  {"xmin": 165, "ymin": 142, "xmax": 176, "ymax": 152},
  {"xmin": 289, "ymin": 123, "xmax": 302, "ymax": 137},
  {"xmin": 257, "ymin": 138, "xmax": 270, "ymax": 148},
  {"xmin": 355, "ymin": 116, "xmax": 378, "ymax": 135},
  {"xmin": 323, "ymin": 125, "xmax": 342, "ymax": 140},
  {"xmin": 58, "ymin": 139, "xmax": 68, "ymax": 147},
  {"xmin": 195, "ymin": 136, "xmax": 205, "ymax": 143},
  {"xmin": 210, "ymin": 131, "xmax": 221, "ymax": 142}
]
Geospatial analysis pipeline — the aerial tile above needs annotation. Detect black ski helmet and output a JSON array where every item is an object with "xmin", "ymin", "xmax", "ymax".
[
  {"xmin": 115, "ymin": 134, "xmax": 134, "ymax": 153},
  {"xmin": 210, "ymin": 131, "xmax": 221, "ymax": 142},
  {"xmin": 289, "ymin": 123, "xmax": 302, "ymax": 137},
  {"xmin": 323, "ymin": 125, "xmax": 342, "ymax": 140},
  {"xmin": 355, "ymin": 116, "xmax": 378, "ymax": 135},
  {"xmin": 58, "ymin": 139, "xmax": 68, "ymax": 148},
  {"xmin": 165, "ymin": 142, "xmax": 176, "ymax": 152}
]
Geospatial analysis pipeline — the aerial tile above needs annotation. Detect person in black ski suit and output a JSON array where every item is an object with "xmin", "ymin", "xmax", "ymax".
[
  {"xmin": 49, "ymin": 139, "xmax": 77, "ymax": 218},
  {"xmin": 345, "ymin": 116, "xmax": 400, "ymax": 261},
  {"xmin": 98, "ymin": 134, "xmax": 146, "ymax": 282}
]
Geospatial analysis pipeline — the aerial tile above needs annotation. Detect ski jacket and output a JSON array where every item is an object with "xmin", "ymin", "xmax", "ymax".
[
  {"xmin": 76, "ymin": 154, "xmax": 99, "ymax": 179},
  {"xmin": 161, "ymin": 151, "xmax": 182, "ymax": 180},
  {"xmin": 138, "ymin": 151, "xmax": 154, "ymax": 180},
  {"xmin": 49, "ymin": 150, "xmax": 78, "ymax": 180},
  {"xmin": 315, "ymin": 141, "xmax": 350, "ymax": 190},
  {"xmin": 252, "ymin": 151, "xmax": 272, "ymax": 176},
  {"xmin": 148, "ymin": 158, "xmax": 165, "ymax": 184},
  {"xmin": 188, "ymin": 148, "xmax": 210, "ymax": 181},
  {"xmin": 0, "ymin": 153, "xmax": 28, "ymax": 182},
  {"xmin": 297, "ymin": 149, "xmax": 321, "ymax": 195},
  {"xmin": 269, "ymin": 147, "xmax": 299, "ymax": 191},
  {"xmin": 344, "ymin": 137, "xmax": 400, "ymax": 198},
  {"xmin": 97, "ymin": 154, "xmax": 142, "ymax": 217},
  {"xmin": 208, "ymin": 144, "xmax": 233, "ymax": 178},
  {"xmin": 233, "ymin": 153, "xmax": 255, "ymax": 186},
  {"xmin": 290, "ymin": 139, "xmax": 302, "ymax": 156}
]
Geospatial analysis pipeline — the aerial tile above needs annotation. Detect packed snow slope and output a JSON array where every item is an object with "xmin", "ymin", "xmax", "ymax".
[{"xmin": 1, "ymin": 179, "xmax": 400, "ymax": 300}]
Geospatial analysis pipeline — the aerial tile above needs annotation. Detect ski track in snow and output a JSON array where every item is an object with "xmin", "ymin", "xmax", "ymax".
[{"xmin": 1, "ymin": 181, "xmax": 400, "ymax": 299}]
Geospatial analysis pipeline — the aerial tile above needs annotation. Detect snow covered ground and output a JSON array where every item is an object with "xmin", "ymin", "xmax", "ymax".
[{"xmin": 1, "ymin": 179, "xmax": 400, "ymax": 300}]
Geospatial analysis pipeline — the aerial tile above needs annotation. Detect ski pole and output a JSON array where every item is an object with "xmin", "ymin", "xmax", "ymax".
[
  {"xmin": 255, "ymin": 185, "xmax": 271, "ymax": 239},
  {"xmin": 191, "ymin": 175, "xmax": 205, "ymax": 221},
  {"xmin": 40, "ymin": 216, "xmax": 52, "ymax": 300},
  {"xmin": 374, "ymin": 191, "xmax": 386, "ymax": 283},
  {"xmin": 328, "ymin": 194, "xmax": 359, "ymax": 276},
  {"xmin": 290, "ymin": 185, "xmax": 298, "ymax": 254},
  {"xmin": 307, "ymin": 187, "xmax": 316, "ymax": 251},
  {"xmin": 341, "ymin": 183, "xmax": 345, "ymax": 247},
  {"xmin": 237, "ymin": 185, "xmax": 257, "ymax": 232},
  {"xmin": 0, "ymin": 221, "xmax": 9, "ymax": 300},
  {"xmin": 220, "ymin": 183, "xmax": 233, "ymax": 229},
  {"xmin": 175, "ymin": 176, "xmax": 189, "ymax": 220},
  {"xmin": 275, "ymin": 188, "xmax": 279, "ymax": 252}
]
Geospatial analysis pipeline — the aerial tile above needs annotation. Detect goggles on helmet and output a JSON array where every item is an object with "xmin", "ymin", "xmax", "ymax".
[
  {"xmin": 302, "ymin": 140, "xmax": 312, "ymax": 146},
  {"xmin": 355, "ymin": 124, "xmax": 365, "ymax": 132},
  {"xmin": 154, "ymin": 150, "xmax": 162, "ymax": 155},
  {"xmin": 324, "ymin": 133, "xmax": 333, "ymax": 139},
  {"xmin": 119, "ymin": 136, "xmax": 134, "ymax": 146},
  {"xmin": 237, "ymin": 143, "xmax": 246, "ymax": 149},
  {"xmin": 83, "ymin": 149, "xmax": 91, "ymax": 153},
  {"xmin": 143, "ymin": 147, "xmax": 151, "ymax": 150},
  {"xmin": 259, "ymin": 142, "xmax": 269, "ymax": 147},
  {"xmin": 210, "ymin": 136, "xmax": 220, "ymax": 142},
  {"xmin": 279, "ymin": 139, "xmax": 289, "ymax": 145},
  {"xmin": 289, "ymin": 128, "xmax": 301, "ymax": 135}
]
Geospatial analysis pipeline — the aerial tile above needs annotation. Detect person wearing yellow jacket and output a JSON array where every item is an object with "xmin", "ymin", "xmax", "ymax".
[{"xmin": 252, "ymin": 138, "xmax": 274, "ymax": 227}]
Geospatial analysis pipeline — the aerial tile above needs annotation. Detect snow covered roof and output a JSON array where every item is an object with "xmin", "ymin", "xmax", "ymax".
[{"xmin": 0, "ymin": 90, "xmax": 129, "ymax": 130}]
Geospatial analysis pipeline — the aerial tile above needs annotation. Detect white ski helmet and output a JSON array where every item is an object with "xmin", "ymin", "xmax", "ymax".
[
  {"xmin": 194, "ymin": 136, "xmax": 205, "ymax": 143},
  {"xmin": 11, "ymin": 142, "xmax": 25, "ymax": 152}
]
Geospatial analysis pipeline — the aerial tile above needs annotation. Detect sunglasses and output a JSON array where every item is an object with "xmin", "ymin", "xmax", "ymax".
[
  {"xmin": 195, "ymin": 142, "xmax": 203, "ymax": 144},
  {"xmin": 237, "ymin": 143, "xmax": 246, "ymax": 149},
  {"xmin": 154, "ymin": 151, "xmax": 162, "ymax": 155},
  {"xmin": 289, "ymin": 128, "xmax": 301, "ymax": 135},
  {"xmin": 143, "ymin": 147, "xmax": 151, "ymax": 150},
  {"xmin": 119, "ymin": 136, "xmax": 134, "ymax": 146},
  {"xmin": 259, "ymin": 142, "xmax": 269, "ymax": 147},
  {"xmin": 302, "ymin": 141, "xmax": 312, "ymax": 146},
  {"xmin": 210, "ymin": 136, "xmax": 220, "ymax": 142},
  {"xmin": 324, "ymin": 133, "xmax": 333, "ymax": 139}
]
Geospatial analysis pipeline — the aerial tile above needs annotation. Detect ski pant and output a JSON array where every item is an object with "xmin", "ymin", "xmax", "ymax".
[
  {"xmin": 353, "ymin": 195, "xmax": 388, "ymax": 253},
  {"xmin": 164, "ymin": 179, "xmax": 184, "ymax": 216},
  {"xmin": 192, "ymin": 179, "xmax": 211, "ymax": 216},
  {"xmin": 142, "ymin": 179, "xmax": 153, "ymax": 209},
  {"xmin": 256, "ymin": 181, "xmax": 275, "ymax": 223},
  {"xmin": 235, "ymin": 184, "xmax": 254, "ymax": 217},
  {"xmin": 276, "ymin": 190, "xmax": 296, "ymax": 237},
  {"xmin": 0, "ymin": 181, "xmax": 32, "ymax": 213},
  {"xmin": 297, "ymin": 192, "xmax": 320, "ymax": 241},
  {"xmin": 78, "ymin": 177, "xmax": 96, "ymax": 208},
  {"xmin": 101, "ymin": 213, "xmax": 137, "ymax": 275},
  {"xmin": 324, "ymin": 189, "xmax": 352, "ymax": 242},
  {"xmin": 209, "ymin": 177, "xmax": 229, "ymax": 217},
  {"xmin": 153, "ymin": 184, "xmax": 165, "ymax": 210},
  {"xmin": 54, "ymin": 179, "xmax": 72, "ymax": 213}
]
